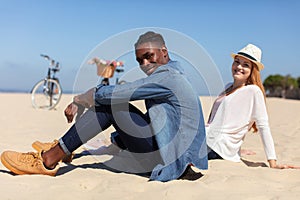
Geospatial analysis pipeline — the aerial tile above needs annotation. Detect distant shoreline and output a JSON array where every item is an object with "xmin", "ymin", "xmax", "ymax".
[
  {"xmin": 0, "ymin": 89, "xmax": 30, "ymax": 93},
  {"xmin": 0, "ymin": 88, "xmax": 78, "ymax": 94}
]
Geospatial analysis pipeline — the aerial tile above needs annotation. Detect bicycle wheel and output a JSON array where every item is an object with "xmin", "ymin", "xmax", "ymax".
[{"xmin": 31, "ymin": 79, "xmax": 62, "ymax": 110}]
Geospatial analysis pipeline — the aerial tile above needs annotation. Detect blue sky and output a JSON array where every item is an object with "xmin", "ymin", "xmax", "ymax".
[{"xmin": 1, "ymin": 0, "xmax": 300, "ymax": 94}]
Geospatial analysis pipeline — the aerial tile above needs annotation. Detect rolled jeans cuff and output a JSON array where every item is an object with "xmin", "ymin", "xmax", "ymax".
[{"xmin": 59, "ymin": 138, "xmax": 71, "ymax": 155}]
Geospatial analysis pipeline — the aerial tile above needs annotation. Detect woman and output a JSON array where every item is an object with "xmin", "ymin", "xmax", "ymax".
[{"xmin": 206, "ymin": 44, "xmax": 298, "ymax": 169}]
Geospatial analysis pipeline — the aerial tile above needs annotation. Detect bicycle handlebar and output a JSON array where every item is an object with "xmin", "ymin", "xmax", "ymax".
[
  {"xmin": 40, "ymin": 54, "xmax": 50, "ymax": 60},
  {"xmin": 88, "ymin": 57, "xmax": 124, "ymax": 67},
  {"xmin": 40, "ymin": 54, "xmax": 60, "ymax": 70},
  {"xmin": 98, "ymin": 59, "xmax": 124, "ymax": 67}
]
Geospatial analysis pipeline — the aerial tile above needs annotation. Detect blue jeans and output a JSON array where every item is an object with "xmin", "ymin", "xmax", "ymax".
[
  {"xmin": 59, "ymin": 103, "xmax": 159, "ymax": 155},
  {"xmin": 111, "ymin": 136, "xmax": 223, "ymax": 160}
]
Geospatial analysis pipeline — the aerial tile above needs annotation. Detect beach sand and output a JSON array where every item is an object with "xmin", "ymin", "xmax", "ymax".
[{"xmin": 0, "ymin": 93, "xmax": 300, "ymax": 199}]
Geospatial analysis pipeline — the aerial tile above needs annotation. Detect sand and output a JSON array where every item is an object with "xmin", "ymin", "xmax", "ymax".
[{"xmin": 0, "ymin": 93, "xmax": 300, "ymax": 199}]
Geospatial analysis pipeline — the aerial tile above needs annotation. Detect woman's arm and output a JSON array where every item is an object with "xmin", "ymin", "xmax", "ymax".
[
  {"xmin": 268, "ymin": 159, "xmax": 279, "ymax": 168},
  {"xmin": 251, "ymin": 88, "xmax": 277, "ymax": 161},
  {"xmin": 251, "ymin": 87, "xmax": 300, "ymax": 169}
]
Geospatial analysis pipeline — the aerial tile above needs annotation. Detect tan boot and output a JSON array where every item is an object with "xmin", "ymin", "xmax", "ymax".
[
  {"xmin": 32, "ymin": 139, "xmax": 59, "ymax": 151},
  {"xmin": 1, "ymin": 150, "xmax": 59, "ymax": 176},
  {"xmin": 32, "ymin": 140, "xmax": 73, "ymax": 163}
]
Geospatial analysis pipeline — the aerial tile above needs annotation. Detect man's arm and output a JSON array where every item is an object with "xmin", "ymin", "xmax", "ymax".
[{"xmin": 94, "ymin": 69, "xmax": 173, "ymax": 105}]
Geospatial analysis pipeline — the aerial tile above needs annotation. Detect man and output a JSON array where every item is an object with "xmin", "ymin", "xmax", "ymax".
[{"xmin": 1, "ymin": 31, "xmax": 208, "ymax": 182}]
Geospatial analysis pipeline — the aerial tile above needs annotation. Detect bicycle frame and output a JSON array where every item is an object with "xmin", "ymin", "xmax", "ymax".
[{"xmin": 31, "ymin": 54, "xmax": 62, "ymax": 110}]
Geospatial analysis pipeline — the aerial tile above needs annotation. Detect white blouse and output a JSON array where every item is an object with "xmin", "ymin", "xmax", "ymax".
[{"xmin": 206, "ymin": 84, "xmax": 277, "ymax": 162}]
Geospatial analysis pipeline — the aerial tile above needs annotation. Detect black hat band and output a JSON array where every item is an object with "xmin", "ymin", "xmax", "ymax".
[{"xmin": 237, "ymin": 52, "xmax": 257, "ymax": 61}]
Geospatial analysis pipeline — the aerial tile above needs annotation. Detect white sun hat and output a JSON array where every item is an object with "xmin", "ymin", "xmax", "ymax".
[{"xmin": 231, "ymin": 43, "xmax": 264, "ymax": 70}]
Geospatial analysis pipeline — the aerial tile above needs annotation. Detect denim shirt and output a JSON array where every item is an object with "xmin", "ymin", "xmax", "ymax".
[{"xmin": 94, "ymin": 61, "xmax": 208, "ymax": 181}]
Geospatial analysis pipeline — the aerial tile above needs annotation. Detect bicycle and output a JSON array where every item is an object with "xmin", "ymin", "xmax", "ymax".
[
  {"xmin": 88, "ymin": 58, "xmax": 126, "ymax": 85},
  {"xmin": 31, "ymin": 54, "xmax": 62, "ymax": 110},
  {"xmin": 85, "ymin": 58, "xmax": 127, "ymax": 150}
]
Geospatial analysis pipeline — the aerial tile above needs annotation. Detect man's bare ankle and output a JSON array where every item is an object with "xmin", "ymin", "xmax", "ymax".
[
  {"xmin": 41, "ymin": 152, "xmax": 57, "ymax": 169},
  {"xmin": 42, "ymin": 144, "xmax": 66, "ymax": 169}
]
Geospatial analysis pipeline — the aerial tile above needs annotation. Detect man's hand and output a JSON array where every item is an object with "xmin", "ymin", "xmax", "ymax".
[
  {"xmin": 64, "ymin": 87, "xmax": 96, "ymax": 123},
  {"xmin": 73, "ymin": 88, "xmax": 95, "ymax": 108},
  {"xmin": 64, "ymin": 102, "xmax": 79, "ymax": 123}
]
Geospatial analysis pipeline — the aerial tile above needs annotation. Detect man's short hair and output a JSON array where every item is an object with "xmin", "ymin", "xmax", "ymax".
[{"xmin": 134, "ymin": 31, "xmax": 166, "ymax": 49}]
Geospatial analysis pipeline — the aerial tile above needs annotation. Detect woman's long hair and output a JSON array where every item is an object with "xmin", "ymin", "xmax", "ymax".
[{"xmin": 246, "ymin": 63, "xmax": 266, "ymax": 132}]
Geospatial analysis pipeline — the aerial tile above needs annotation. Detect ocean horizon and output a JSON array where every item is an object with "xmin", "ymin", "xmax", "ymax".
[{"xmin": 0, "ymin": 88, "xmax": 76, "ymax": 94}]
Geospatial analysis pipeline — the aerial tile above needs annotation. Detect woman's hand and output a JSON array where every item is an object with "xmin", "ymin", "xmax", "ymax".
[
  {"xmin": 272, "ymin": 164, "xmax": 300, "ymax": 169},
  {"xmin": 268, "ymin": 159, "xmax": 300, "ymax": 169},
  {"xmin": 240, "ymin": 149, "xmax": 256, "ymax": 156}
]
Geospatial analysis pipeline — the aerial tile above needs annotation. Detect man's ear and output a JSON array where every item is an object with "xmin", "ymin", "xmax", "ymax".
[
  {"xmin": 161, "ymin": 46, "xmax": 167, "ymax": 51},
  {"xmin": 161, "ymin": 46, "xmax": 168, "ymax": 56}
]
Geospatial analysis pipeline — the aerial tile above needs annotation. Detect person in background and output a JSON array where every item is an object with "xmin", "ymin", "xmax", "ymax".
[{"xmin": 206, "ymin": 43, "xmax": 300, "ymax": 169}]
